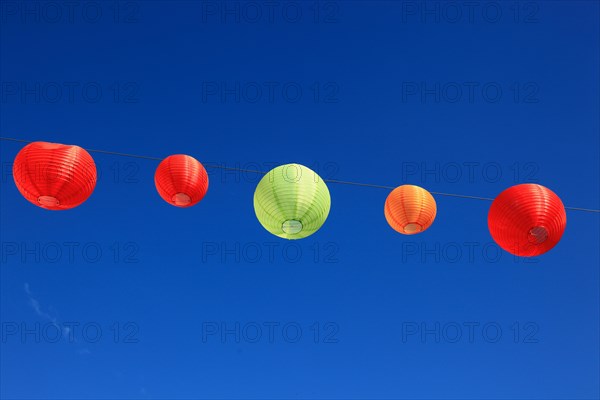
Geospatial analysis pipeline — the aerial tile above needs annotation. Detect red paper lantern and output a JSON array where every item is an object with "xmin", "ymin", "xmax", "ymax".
[
  {"xmin": 12, "ymin": 141, "xmax": 97, "ymax": 210},
  {"xmin": 488, "ymin": 184, "xmax": 566, "ymax": 257},
  {"xmin": 154, "ymin": 154, "xmax": 209, "ymax": 207}
]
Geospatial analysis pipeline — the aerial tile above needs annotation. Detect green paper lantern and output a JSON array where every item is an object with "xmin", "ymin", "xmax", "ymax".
[{"xmin": 254, "ymin": 164, "xmax": 331, "ymax": 239}]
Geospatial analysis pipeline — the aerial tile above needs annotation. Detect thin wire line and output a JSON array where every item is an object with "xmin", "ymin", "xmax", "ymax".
[
  {"xmin": 319, "ymin": 179, "xmax": 395, "ymax": 190},
  {"xmin": 323, "ymin": 178, "xmax": 497, "ymax": 201},
  {"xmin": 1, "ymin": 136, "xmax": 598, "ymax": 213},
  {"xmin": 0, "ymin": 137, "xmax": 271, "ymax": 174}
]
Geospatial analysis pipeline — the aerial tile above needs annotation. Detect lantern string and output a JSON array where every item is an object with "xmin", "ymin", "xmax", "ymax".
[
  {"xmin": 1, "ymin": 136, "xmax": 598, "ymax": 213},
  {"xmin": 323, "ymin": 179, "xmax": 498, "ymax": 201}
]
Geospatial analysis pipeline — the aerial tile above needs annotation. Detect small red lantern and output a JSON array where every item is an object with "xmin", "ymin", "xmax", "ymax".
[
  {"xmin": 12, "ymin": 142, "xmax": 97, "ymax": 210},
  {"xmin": 488, "ymin": 184, "xmax": 566, "ymax": 257},
  {"xmin": 154, "ymin": 155, "xmax": 209, "ymax": 207}
]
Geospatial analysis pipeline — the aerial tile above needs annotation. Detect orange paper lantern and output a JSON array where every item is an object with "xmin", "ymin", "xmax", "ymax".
[
  {"xmin": 384, "ymin": 185, "xmax": 437, "ymax": 234},
  {"xmin": 154, "ymin": 154, "xmax": 209, "ymax": 207},
  {"xmin": 12, "ymin": 141, "xmax": 97, "ymax": 210},
  {"xmin": 488, "ymin": 184, "xmax": 566, "ymax": 257}
]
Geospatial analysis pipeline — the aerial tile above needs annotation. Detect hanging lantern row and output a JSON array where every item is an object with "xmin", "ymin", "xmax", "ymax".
[{"xmin": 11, "ymin": 141, "xmax": 568, "ymax": 257}]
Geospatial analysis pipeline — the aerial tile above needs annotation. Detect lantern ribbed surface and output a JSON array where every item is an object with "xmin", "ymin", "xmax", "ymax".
[
  {"xmin": 12, "ymin": 141, "xmax": 97, "ymax": 210},
  {"xmin": 384, "ymin": 185, "xmax": 437, "ymax": 235},
  {"xmin": 254, "ymin": 164, "xmax": 331, "ymax": 239},
  {"xmin": 154, "ymin": 154, "xmax": 209, "ymax": 207},
  {"xmin": 488, "ymin": 184, "xmax": 566, "ymax": 257}
]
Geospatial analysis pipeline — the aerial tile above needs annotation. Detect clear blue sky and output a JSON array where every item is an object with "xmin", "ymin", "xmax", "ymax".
[{"xmin": 1, "ymin": 1, "xmax": 599, "ymax": 399}]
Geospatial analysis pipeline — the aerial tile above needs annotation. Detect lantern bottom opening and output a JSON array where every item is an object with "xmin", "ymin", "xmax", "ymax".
[
  {"xmin": 38, "ymin": 196, "xmax": 60, "ymax": 207},
  {"xmin": 404, "ymin": 223, "xmax": 422, "ymax": 234},
  {"xmin": 282, "ymin": 220, "xmax": 303, "ymax": 234},
  {"xmin": 528, "ymin": 226, "xmax": 548, "ymax": 244},
  {"xmin": 172, "ymin": 193, "xmax": 192, "ymax": 206}
]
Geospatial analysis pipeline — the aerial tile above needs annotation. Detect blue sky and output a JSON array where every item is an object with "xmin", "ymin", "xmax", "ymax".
[{"xmin": 1, "ymin": 1, "xmax": 599, "ymax": 399}]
